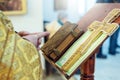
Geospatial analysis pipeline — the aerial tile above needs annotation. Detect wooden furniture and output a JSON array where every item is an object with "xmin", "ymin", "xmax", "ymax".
[{"xmin": 78, "ymin": 3, "xmax": 120, "ymax": 80}]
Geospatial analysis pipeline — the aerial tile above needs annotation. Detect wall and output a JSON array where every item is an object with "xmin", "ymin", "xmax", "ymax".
[
  {"xmin": 43, "ymin": 0, "xmax": 79, "ymax": 22},
  {"xmin": 43, "ymin": 0, "xmax": 58, "ymax": 22},
  {"xmin": 8, "ymin": 0, "xmax": 43, "ymax": 33},
  {"xmin": 43, "ymin": 0, "xmax": 96, "ymax": 23}
]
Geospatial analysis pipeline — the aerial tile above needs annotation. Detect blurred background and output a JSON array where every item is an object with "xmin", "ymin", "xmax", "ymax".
[{"xmin": 1, "ymin": 0, "xmax": 120, "ymax": 80}]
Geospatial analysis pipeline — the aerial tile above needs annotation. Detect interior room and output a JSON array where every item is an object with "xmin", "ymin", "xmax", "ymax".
[{"xmin": 0, "ymin": 0, "xmax": 120, "ymax": 80}]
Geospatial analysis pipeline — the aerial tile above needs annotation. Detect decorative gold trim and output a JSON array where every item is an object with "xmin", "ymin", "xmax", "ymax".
[{"xmin": 103, "ymin": 8, "xmax": 120, "ymax": 23}]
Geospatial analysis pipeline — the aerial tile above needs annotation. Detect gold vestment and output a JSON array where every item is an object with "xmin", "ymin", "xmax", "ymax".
[{"xmin": 0, "ymin": 11, "xmax": 42, "ymax": 80}]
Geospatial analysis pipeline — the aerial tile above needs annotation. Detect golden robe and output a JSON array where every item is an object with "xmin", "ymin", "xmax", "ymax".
[{"xmin": 0, "ymin": 11, "xmax": 42, "ymax": 80}]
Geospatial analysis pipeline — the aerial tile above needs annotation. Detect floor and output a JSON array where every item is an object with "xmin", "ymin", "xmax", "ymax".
[
  {"xmin": 42, "ymin": 73, "xmax": 76, "ymax": 80},
  {"xmin": 43, "ymin": 32, "xmax": 120, "ymax": 80}
]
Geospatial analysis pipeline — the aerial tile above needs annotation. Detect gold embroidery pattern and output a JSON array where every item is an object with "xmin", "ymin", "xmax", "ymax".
[{"xmin": 0, "ymin": 11, "xmax": 42, "ymax": 80}]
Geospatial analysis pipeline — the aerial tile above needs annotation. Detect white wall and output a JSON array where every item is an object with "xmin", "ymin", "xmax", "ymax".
[
  {"xmin": 43, "ymin": 0, "xmax": 58, "ymax": 21},
  {"xmin": 8, "ymin": 0, "xmax": 43, "ymax": 33},
  {"xmin": 43, "ymin": 0, "xmax": 79, "ymax": 22},
  {"xmin": 7, "ymin": 0, "xmax": 45, "ymax": 69},
  {"xmin": 43, "ymin": 0, "xmax": 96, "ymax": 23}
]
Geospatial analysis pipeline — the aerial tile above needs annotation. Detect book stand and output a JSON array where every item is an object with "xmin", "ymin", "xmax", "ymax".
[{"xmin": 78, "ymin": 3, "xmax": 120, "ymax": 80}]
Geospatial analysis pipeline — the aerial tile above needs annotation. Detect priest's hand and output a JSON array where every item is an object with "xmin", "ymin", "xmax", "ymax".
[{"xmin": 18, "ymin": 31, "xmax": 50, "ymax": 48}]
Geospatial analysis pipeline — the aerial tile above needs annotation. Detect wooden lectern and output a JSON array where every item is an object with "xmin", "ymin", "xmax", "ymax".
[
  {"xmin": 46, "ymin": 3, "xmax": 120, "ymax": 80},
  {"xmin": 79, "ymin": 3, "xmax": 120, "ymax": 80}
]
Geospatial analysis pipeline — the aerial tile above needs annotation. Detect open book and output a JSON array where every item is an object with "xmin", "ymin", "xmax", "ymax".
[{"xmin": 41, "ymin": 8, "xmax": 120, "ymax": 79}]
